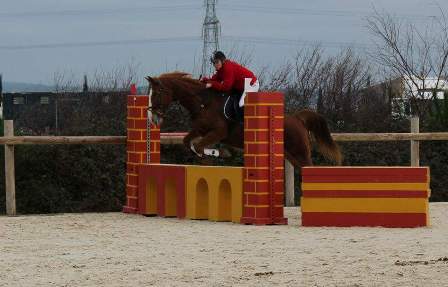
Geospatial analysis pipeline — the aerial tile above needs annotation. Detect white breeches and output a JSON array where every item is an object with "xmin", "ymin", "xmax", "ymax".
[{"xmin": 239, "ymin": 78, "xmax": 260, "ymax": 107}]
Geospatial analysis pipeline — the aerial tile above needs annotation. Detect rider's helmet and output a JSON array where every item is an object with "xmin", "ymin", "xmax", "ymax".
[{"xmin": 210, "ymin": 51, "xmax": 226, "ymax": 64}]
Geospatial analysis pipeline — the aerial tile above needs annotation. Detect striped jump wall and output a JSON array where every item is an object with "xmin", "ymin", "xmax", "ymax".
[{"xmin": 301, "ymin": 167, "xmax": 430, "ymax": 228}]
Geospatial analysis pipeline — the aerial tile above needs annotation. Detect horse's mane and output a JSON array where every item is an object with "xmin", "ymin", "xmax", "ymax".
[
  {"xmin": 150, "ymin": 71, "xmax": 223, "ymax": 107},
  {"xmin": 158, "ymin": 71, "xmax": 206, "ymax": 91},
  {"xmin": 159, "ymin": 71, "xmax": 192, "ymax": 79}
]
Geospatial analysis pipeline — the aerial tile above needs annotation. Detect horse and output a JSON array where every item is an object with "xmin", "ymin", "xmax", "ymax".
[{"xmin": 145, "ymin": 72, "xmax": 342, "ymax": 167}]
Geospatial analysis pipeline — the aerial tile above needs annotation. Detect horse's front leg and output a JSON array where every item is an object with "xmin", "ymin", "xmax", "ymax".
[{"xmin": 191, "ymin": 126, "xmax": 228, "ymax": 157}]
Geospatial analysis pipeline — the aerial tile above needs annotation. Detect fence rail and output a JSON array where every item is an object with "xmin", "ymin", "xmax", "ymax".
[
  {"xmin": 3, "ymin": 119, "xmax": 448, "ymax": 215},
  {"xmin": 0, "ymin": 136, "xmax": 126, "ymax": 145},
  {"xmin": 1, "ymin": 132, "xmax": 447, "ymax": 146}
]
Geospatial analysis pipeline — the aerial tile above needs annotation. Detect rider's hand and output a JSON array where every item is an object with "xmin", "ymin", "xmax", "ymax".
[
  {"xmin": 206, "ymin": 83, "xmax": 212, "ymax": 88},
  {"xmin": 200, "ymin": 76, "xmax": 209, "ymax": 83}
]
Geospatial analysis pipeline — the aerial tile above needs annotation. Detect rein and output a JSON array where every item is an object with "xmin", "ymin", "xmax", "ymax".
[{"xmin": 150, "ymin": 77, "xmax": 220, "ymax": 120}]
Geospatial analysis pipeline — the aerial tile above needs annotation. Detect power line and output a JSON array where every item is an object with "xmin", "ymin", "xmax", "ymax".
[
  {"xmin": 0, "ymin": 35, "xmax": 373, "ymax": 51},
  {"xmin": 218, "ymin": 4, "xmax": 438, "ymax": 20},
  {"xmin": 0, "ymin": 5, "xmax": 438, "ymax": 20},
  {"xmin": 0, "ymin": 5, "xmax": 201, "ymax": 18},
  {"xmin": 223, "ymin": 36, "xmax": 373, "ymax": 50},
  {"xmin": 0, "ymin": 36, "xmax": 201, "ymax": 50}
]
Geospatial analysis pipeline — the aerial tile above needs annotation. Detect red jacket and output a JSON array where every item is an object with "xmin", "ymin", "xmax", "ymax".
[{"xmin": 208, "ymin": 60, "xmax": 257, "ymax": 93}]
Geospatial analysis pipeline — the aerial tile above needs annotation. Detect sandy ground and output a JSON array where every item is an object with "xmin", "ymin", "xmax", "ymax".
[{"xmin": 1, "ymin": 204, "xmax": 448, "ymax": 287}]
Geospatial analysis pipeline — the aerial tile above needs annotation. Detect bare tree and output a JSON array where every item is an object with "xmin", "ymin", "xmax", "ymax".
[
  {"xmin": 286, "ymin": 46, "xmax": 332, "ymax": 110},
  {"xmin": 47, "ymin": 62, "xmax": 140, "ymax": 136},
  {"xmin": 89, "ymin": 61, "xmax": 140, "ymax": 92},
  {"xmin": 316, "ymin": 48, "xmax": 371, "ymax": 126},
  {"xmin": 225, "ymin": 43, "xmax": 255, "ymax": 67},
  {"xmin": 257, "ymin": 61, "xmax": 292, "ymax": 91},
  {"xmin": 279, "ymin": 45, "xmax": 370, "ymax": 118},
  {"xmin": 53, "ymin": 70, "xmax": 78, "ymax": 93},
  {"xmin": 367, "ymin": 8, "xmax": 448, "ymax": 116}
]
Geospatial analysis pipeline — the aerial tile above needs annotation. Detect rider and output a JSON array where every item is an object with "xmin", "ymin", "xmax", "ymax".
[{"xmin": 201, "ymin": 51, "xmax": 259, "ymax": 119}]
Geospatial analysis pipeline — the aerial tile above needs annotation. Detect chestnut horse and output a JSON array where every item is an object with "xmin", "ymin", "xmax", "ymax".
[{"xmin": 145, "ymin": 72, "xmax": 342, "ymax": 167}]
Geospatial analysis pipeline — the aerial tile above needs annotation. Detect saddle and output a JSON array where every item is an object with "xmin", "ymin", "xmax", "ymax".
[{"xmin": 223, "ymin": 94, "xmax": 244, "ymax": 123}]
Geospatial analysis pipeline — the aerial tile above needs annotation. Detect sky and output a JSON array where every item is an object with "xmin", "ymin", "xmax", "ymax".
[{"xmin": 1, "ymin": 0, "xmax": 447, "ymax": 86}]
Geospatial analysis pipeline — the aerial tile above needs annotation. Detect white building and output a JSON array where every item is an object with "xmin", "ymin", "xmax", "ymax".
[
  {"xmin": 392, "ymin": 76, "xmax": 448, "ymax": 117},
  {"xmin": 402, "ymin": 76, "xmax": 448, "ymax": 99}
]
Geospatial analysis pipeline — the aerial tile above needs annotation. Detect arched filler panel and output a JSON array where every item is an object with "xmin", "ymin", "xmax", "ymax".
[
  {"xmin": 194, "ymin": 178, "xmax": 209, "ymax": 219},
  {"xmin": 186, "ymin": 165, "xmax": 243, "ymax": 223},
  {"xmin": 217, "ymin": 179, "xmax": 232, "ymax": 222},
  {"xmin": 137, "ymin": 164, "xmax": 186, "ymax": 218},
  {"xmin": 145, "ymin": 177, "xmax": 157, "ymax": 215},
  {"xmin": 164, "ymin": 178, "xmax": 177, "ymax": 217}
]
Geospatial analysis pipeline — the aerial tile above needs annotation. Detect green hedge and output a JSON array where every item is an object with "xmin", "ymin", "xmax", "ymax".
[{"xmin": 0, "ymin": 96, "xmax": 446, "ymax": 215}]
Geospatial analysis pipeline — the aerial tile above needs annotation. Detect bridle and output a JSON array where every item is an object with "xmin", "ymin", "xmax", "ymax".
[
  {"xmin": 148, "ymin": 78, "xmax": 207, "ymax": 122},
  {"xmin": 148, "ymin": 82, "xmax": 169, "ymax": 118}
]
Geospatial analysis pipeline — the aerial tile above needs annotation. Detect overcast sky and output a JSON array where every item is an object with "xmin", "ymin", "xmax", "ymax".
[{"xmin": 1, "ymin": 0, "xmax": 447, "ymax": 85}]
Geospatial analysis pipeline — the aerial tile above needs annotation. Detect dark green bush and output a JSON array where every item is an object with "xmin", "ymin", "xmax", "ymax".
[{"xmin": 0, "ymin": 89, "xmax": 446, "ymax": 215}]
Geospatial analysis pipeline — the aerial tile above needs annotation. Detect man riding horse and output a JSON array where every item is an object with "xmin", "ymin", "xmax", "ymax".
[{"xmin": 201, "ymin": 51, "xmax": 259, "ymax": 122}]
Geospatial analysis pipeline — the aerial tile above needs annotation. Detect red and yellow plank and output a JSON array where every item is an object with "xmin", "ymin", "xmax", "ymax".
[
  {"xmin": 300, "ymin": 167, "xmax": 430, "ymax": 228},
  {"xmin": 302, "ymin": 212, "xmax": 428, "ymax": 228},
  {"xmin": 302, "ymin": 167, "xmax": 429, "ymax": 177},
  {"xmin": 302, "ymin": 189, "xmax": 430, "ymax": 198},
  {"xmin": 301, "ymin": 197, "xmax": 428, "ymax": 213},
  {"xmin": 302, "ymin": 182, "xmax": 429, "ymax": 191}
]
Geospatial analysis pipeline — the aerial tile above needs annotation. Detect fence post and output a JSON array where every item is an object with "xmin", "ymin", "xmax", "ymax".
[
  {"xmin": 411, "ymin": 116, "xmax": 420, "ymax": 166},
  {"xmin": 4, "ymin": 120, "xmax": 16, "ymax": 216},
  {"xmin": 285, "ymin": 160, "xmax": 295, "ymax": 206}
]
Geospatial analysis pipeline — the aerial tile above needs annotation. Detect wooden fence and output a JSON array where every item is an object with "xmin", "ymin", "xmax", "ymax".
[{"xmin": 3, "ymin": 119, "xmax": 448, "ymax": 215}]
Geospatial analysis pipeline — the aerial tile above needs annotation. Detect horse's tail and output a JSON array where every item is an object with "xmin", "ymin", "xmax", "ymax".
[{"xmin": 294, "ymin": 109, "xmax": 342, "ymax": 165}]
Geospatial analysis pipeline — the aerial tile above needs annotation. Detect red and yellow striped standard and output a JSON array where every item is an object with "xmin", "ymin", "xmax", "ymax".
[
  {"xmin": 123, "ymin": 84, "xmax": 160, "ymax": 214},
  {"xmin": 241, "ymin": 92, "xmax": 287, "ymax": 225}
]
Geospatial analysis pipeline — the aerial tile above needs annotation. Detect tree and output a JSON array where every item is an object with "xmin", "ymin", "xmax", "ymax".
[{"xmin": 367, "ymin": 8, "xmax": 448, "ymax": 117}]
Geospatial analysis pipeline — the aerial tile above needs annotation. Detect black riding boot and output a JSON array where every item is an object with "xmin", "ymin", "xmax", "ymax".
[
  {"xmin": 236, "ymin": 106, "xmax": 244, "ymax": 123},
  {"xmin": 232, "ymin": 92, "xmax": 244, "ymax": 123}
]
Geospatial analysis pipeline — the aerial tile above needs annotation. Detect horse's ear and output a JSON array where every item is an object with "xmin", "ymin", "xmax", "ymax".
[{"xmin": 145, "ymin": 76, "xmax": 161, "ymax": 85}]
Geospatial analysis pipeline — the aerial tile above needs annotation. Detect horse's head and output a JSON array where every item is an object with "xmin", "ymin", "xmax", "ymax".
[
  {"xmin": 145, "ymin": 75, "xmax": 174, "ymax": 126},
  {"xmin": 145, "ymin": 72, "xmax": 207, "ymax": 125}
]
